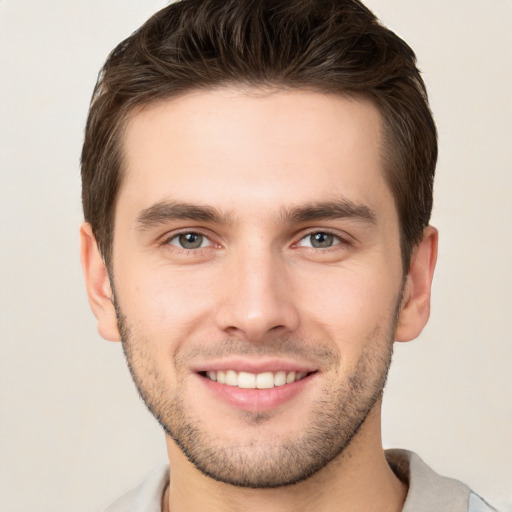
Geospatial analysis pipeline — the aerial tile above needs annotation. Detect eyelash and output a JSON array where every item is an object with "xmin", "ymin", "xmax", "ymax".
[
  {"xmin": 161, "ymin": 230, "xmax": 216, "ymax": 251},
  {"xmin": 295, "ymin": 230, "xmax": 348, "ymax": 250}
]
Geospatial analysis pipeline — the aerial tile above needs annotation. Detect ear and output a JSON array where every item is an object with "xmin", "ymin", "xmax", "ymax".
[
  {"xmin": 80, "ymin": 222, "xmax": 121, "ymax": 342},
  {"xmin": 395, "ymin": 226, "xmax": 438, "ymax": 342}
]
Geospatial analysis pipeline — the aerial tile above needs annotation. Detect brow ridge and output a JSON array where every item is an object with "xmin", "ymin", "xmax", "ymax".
[
  {"xmin": 136, "ymin": 201, "xmax": 228, "ymax": 229},
  {"xmin": 135, "ymin": 199, "xmax": 376, "ymax": 230},
  {"xmin": 283, "ymin": 200, "xmax": 377, "ymax": 224}
]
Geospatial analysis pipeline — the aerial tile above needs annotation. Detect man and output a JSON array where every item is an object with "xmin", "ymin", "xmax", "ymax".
[{"xmin": 79, "ymin": 1, "xmax": 498, "ymax": 511}]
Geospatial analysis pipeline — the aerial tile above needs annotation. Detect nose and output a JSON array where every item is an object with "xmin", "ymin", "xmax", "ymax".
[{"xmin": 215, "ymin": 246, "xmax": 300, "ymax": 342}]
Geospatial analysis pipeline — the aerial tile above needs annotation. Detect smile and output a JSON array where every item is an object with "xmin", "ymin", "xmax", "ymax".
[{"xmin": 204, "ymin": 370, "xmax": 308, "ymax": 389}]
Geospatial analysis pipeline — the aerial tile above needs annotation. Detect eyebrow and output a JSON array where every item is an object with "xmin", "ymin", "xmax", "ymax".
[
  {"xmin": 282, "ymin": 200, "xmax": 377, "ymax": 225},
  {"xmin": 135, "ymin": 199, "xmax": 376, "ymax": 230},
  {"xmin": 136, "ymin": 201, "xmax": 230, "ymax": 229}
]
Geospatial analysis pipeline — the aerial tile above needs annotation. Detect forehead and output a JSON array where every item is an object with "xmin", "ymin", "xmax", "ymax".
[{"xmin": 118, "ymin": 88, "xmax": 392, "ymax": 221}]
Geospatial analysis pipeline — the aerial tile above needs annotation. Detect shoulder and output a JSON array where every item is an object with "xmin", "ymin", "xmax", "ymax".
[
  {"xmin": 386, "ymin": 449, "xmax": 499, "ymax": 512},
  {"xmin": 102, "ymin": 465, "xmax": 169, "ymax": 512}
]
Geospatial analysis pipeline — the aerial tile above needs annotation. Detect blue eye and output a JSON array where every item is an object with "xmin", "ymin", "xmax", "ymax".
[
  {"xmin": 169, "ymin": 232, "xmax": 209, "ymax": 249},
  {"xmin": 299, "ymin": 232, "xmax": 341, "ymax": 249}
]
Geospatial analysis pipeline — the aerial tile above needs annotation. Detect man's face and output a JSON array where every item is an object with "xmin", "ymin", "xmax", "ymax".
[{"xmin": 111, "ymin": 89, "xmax": 405, "ymax": 487}]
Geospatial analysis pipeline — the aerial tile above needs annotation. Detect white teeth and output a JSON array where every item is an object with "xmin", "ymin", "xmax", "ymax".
[
  {"xmin": 237, "ymin": 371, "xmax": 256, "ymax": 389},
  {"xmin": 225, "ymin": 370, "xmax": 238, "ymax": 386},
  {"xmin": 274, "ymin": 371, "xmax": 286, "ymax": 387},
  {"xmin": 256, "ymin": 372, "xmax": 274, "ymax": 389},
  {"xmin": 205, "ymin": 370, "xmax": 308, "ymax": 388}
]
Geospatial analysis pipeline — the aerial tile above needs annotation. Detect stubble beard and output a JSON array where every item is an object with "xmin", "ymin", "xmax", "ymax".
[{"xmin": 116, "ymin": 300, "xmax": 399, "ymax": 489}]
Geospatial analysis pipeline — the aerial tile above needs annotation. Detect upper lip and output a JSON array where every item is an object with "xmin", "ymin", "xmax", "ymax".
[{"xmin": 192, "ymin": 358, "xmax": 318, "ymax": 375}]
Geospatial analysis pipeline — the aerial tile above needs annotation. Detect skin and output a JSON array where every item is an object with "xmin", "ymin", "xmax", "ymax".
[{"xmin": 81, "ymin": 88, "xmax": 438, "ymax": 512}]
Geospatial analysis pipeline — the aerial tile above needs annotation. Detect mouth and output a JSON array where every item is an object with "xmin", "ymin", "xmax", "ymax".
[
  {"xmin": 196, "ymin": 365, "xmax": 318, "ymax": 411},
  {"xmin": 200, "ymin": 370, "xmax": 311, "ymax": 389}
]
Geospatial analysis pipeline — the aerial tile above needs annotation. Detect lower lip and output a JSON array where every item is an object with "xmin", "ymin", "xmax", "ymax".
[{"xmin": 198, "ymin": 373, "xmax": 316, "ymax": 411}]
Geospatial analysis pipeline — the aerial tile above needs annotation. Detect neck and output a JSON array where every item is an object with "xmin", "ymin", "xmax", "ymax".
[{"xmin": 163, "ymin": 405, "xmax": 407, "ymax": 512}]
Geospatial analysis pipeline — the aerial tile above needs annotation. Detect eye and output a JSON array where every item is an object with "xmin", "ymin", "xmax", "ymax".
[
  {"xmin": 168, "ymin": 232, "xmax": 211, "ymax": 250},
  {"xmin": 297, "ymin": 232, "xmax": 342, "ymax": 249}
]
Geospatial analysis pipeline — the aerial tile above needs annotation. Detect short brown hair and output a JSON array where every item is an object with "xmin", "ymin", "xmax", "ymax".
[{"xmin": 81, "ymin": 0, "xmax": 437, "ymax": 272}]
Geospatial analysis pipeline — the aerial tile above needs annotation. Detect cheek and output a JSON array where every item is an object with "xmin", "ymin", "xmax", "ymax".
[
  {"xmin": 294, "ymin": 262, "xmax": 401, "ymax": 348},
  {"xmin": 114, "ymin": 267, "xmax": 218, "ymax": 391},
  {"xmin": 115, "ymin": 262, "xmax": 219, "ymax": 339}
]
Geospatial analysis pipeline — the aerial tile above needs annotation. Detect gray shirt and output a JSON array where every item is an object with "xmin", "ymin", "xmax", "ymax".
[{"xmin": 104, "ymin": 449, "xmax": 498, "ymax": 512}]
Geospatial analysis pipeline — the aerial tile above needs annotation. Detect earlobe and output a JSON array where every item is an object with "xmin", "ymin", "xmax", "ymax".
[
  {"xmin": 80, "ymin": 222, "xmax": 121, "ymax": 342},
  {"xmin": 395, "ymin": 226, "xmax": 438, "ymax": 343}
]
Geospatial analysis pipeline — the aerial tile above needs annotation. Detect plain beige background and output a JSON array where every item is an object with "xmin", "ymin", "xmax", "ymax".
[{"xmin": 1, "ymin": 1, "xmax": 511, "ymax": 510}]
